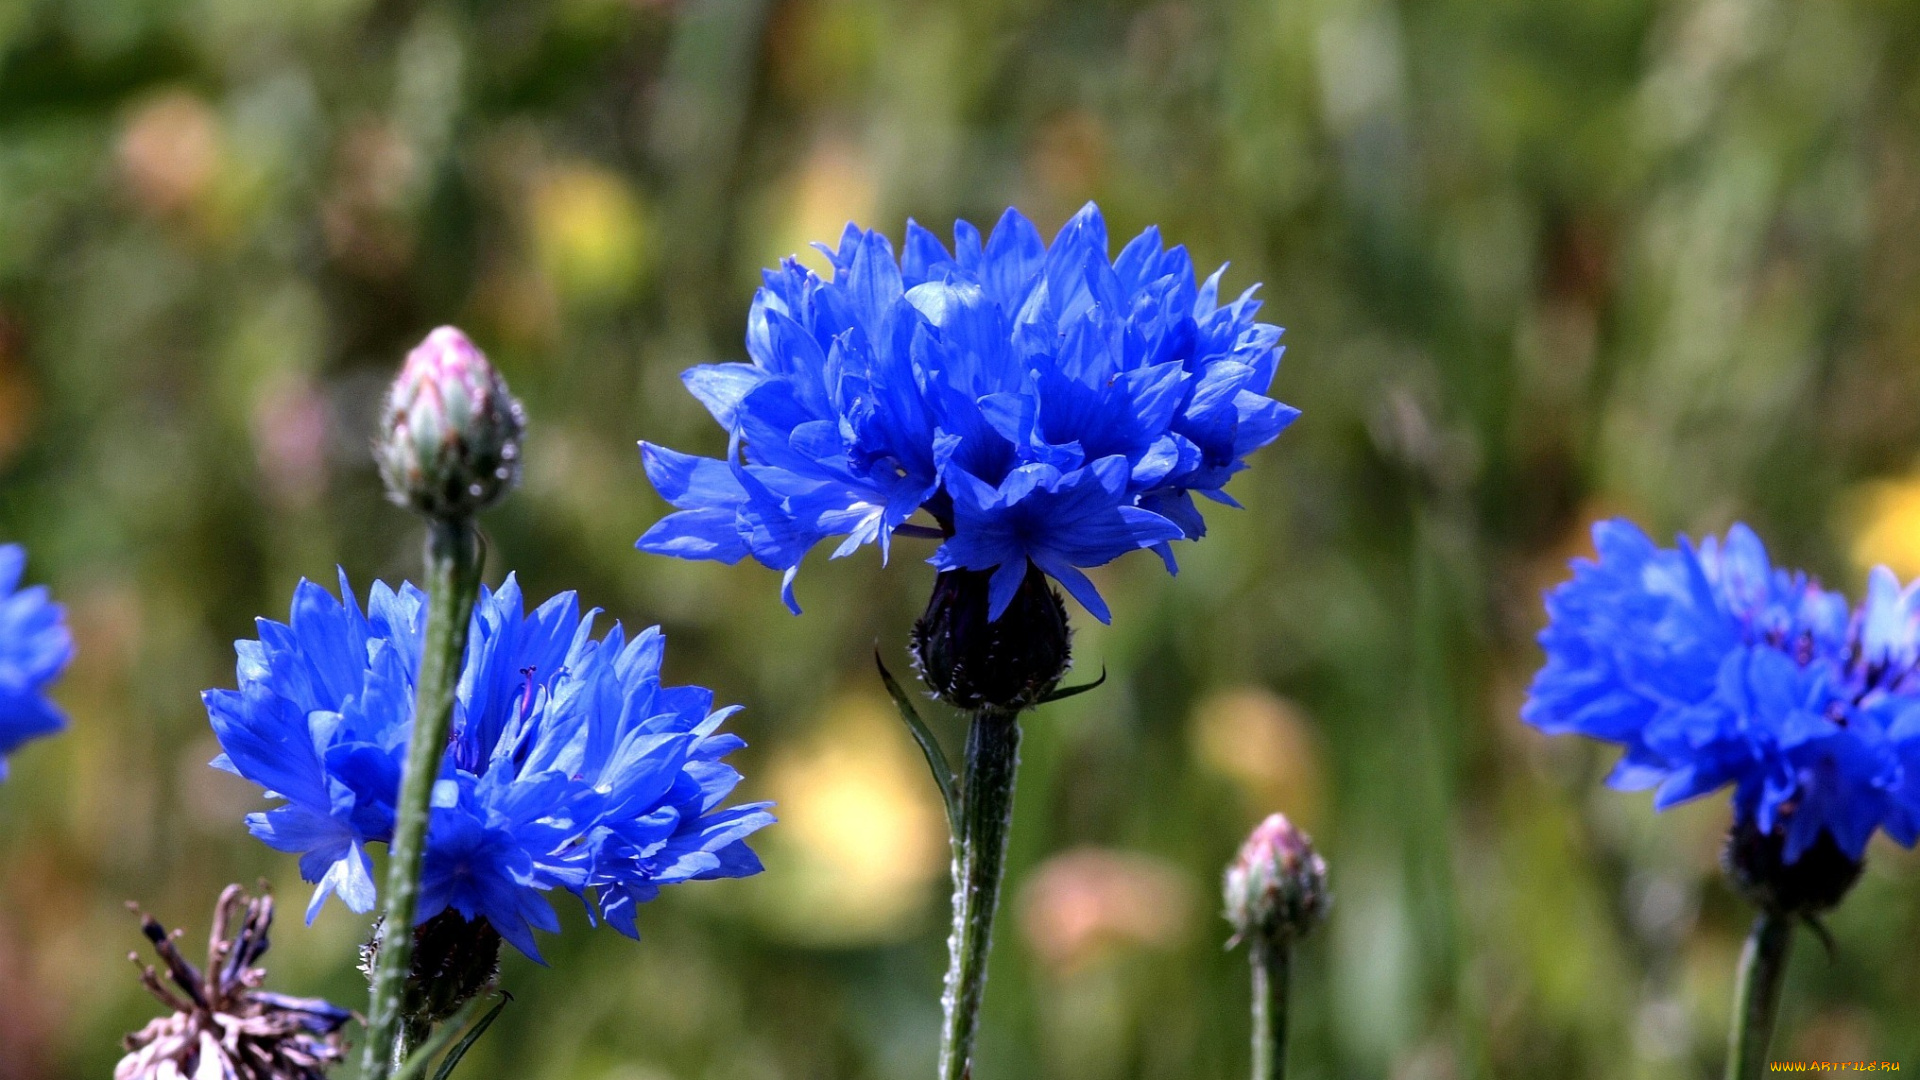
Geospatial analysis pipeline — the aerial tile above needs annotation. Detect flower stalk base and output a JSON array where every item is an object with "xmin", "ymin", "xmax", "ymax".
[
  {"xmin": 1727, "ymin": 911, "xmax": 1793, "ymax": 1080},
  {"xmin": 1250, "ymin": 937, "xmax": 1291, "ymax": 1080},
  {"xmin": 362, "ymin": 518, "xmax": 484, "ymax": 1077},
  {"xmin": 938, "ymin": 708, "xmax": 1022, "ymax": 1080}
]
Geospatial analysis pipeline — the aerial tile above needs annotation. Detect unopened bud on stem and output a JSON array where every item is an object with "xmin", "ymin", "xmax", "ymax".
[
  {"xmin": 1225, "ymin": 812, "xmax": 1330, "ymax": 948},
  {"xmin": 376, "ymin": 326, "xmax": 526, "ymax": 519}
]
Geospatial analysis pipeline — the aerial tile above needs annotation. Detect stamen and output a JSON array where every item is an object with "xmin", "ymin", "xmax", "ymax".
[{"xmin": 518, "ymin": 665, "xmax": 538, "ymax": 717}]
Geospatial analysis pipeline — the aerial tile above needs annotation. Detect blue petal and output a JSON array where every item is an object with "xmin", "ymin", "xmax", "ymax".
[
  {"xmin": 206, "ymin": 686, "xmax": 329, "ymax": 809},
  {"xmin": 636, "ymin": 508, "xmax": 751, "ymax": 563},
  {"xmin": 682, "ymin": 364, "xmax": 769, "ymax": 430}
]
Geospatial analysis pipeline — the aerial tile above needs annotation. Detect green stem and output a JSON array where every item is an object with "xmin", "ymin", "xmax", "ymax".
[
  {"xmin": 1250, "ymin": 938, "xmax": 1291, "ymax": 1080},
  {"xmin": 938, "ymin": 708, "xmax": 1022, "ymax": 1080},
  {"xmin": 362, "ymin": 518, "xmax": 483, "ymax": 1078},
  {"xmin": 1726, "ymin": 911, "xmax": 1794, "ymax": 1080}
]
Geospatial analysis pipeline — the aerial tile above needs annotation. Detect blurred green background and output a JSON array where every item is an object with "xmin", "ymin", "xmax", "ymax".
[{"xmin": 2, "ymin": 0, "xmax": 1920, "ymax": 1076}]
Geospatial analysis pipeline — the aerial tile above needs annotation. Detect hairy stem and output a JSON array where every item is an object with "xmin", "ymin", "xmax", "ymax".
[
  {"xmin": 1726, "ymin": 910, "xmax": 1794, "ymax": 1080},
  {"xmin": 362, "ymin": 518, "xmax": 483, "ymax": 1077},
  {"xmin": 938, "ymin": 709, "xmax": 1022, "ymax": 1080},
  {"xmin": 1250, "ymin": 937, "xmax": 1291, "ymax": 1080}
]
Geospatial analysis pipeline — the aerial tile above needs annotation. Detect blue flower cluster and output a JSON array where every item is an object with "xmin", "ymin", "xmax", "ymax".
[
  {"xmin": 205, "ymin": 574, "xmax": 772, "ymax": 958},
  {"xmin": 639, "ymin": 203, "xmax": 1296, "ymax": 623},
  {"xmin": 0, "ymin": 544, "xmax": 72, "ymax": 779},
  {"xmin": 1525, "ymin": 520, "xmax": 1920, "ymax": 863}
]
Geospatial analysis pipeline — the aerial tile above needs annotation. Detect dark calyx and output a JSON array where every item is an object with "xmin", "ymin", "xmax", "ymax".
[
  {"xmin": 911, "ymin": 563, "xmax": 1071, "ymax": 712},
  {"xmin": 1723, "ymin": 819, "xmax": 1865, "ymax": 918},
  {"xmin": 388, "ymin": 910, "xmax": 502, "ymax": 1044}
]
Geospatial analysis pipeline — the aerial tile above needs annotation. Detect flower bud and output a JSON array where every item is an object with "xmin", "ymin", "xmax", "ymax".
[
  {"xmin": 1723, "ymin": 819, "xmax": 1864, "ymax": 918},
  {"xmin": 910, "ymin": 563, "xmax": 1071, "ymax": 712},
  {"xmin": 376, "ymin": 326, "xmax": 526, "ymax": 519},
  {"xmin": 1224, "ymin": 813, "xmax": 1330, "ymax": 947}
]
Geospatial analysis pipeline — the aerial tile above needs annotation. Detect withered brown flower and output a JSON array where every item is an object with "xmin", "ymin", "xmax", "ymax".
[{"xmin": 118, "ymin": 884, "xmax": 353, "ymax": 1080}]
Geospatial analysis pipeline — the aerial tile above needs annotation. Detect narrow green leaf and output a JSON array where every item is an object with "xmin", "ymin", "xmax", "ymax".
[
  {"xmin": 875, "ymin": 649, "xmax": 961, "ymax": 832},
  {"xmin": 428, "ymin": 993, "xmax": 511, "ymax": 1080},
  {"xmin": 388, "ymin": 997, "xmax": 485, "ymax": 1080},
  {"xmin": 1037, "ymin": 666, "xmax": 1107, "ymax": 706}
]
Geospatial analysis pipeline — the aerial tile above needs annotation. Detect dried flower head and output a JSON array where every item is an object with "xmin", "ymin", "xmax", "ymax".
[{"xmin": 117, "ymin": 885, "xmax": 352, "ymax": 1080}]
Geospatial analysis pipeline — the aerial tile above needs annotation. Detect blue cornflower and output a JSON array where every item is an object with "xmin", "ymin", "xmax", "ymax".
[
  {"xmin": 638, "ymin": 202, "xmax": 1296, "ymax": 623},
  {"xmin": 1524, "ymin": 519, "xmax": 1920, "ymax": 864},
  {"xmin": 204, "ymin": 573, "xmax": 772, "ymax": 959},
  {"xmin": 0, "ymin": 544, "xmax": 72, "ymax": 779}
]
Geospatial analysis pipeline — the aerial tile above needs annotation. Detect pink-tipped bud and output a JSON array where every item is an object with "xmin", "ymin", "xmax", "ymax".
[
  {"xmin": 1224, "ymin": 812, "xmax": 1330, "ymax": 947},
  {"xmin": 376, "ymin": 326, "xmax": 526, "ymax": 519}
]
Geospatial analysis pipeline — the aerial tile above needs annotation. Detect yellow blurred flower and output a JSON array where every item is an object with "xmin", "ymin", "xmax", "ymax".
[
  {"xmin": 766, "ymin": 137, "xmax": 877, "ymax": 277},
  {"xmin": 1189, "ymin": 686, "xmax": 1324, "ymax": 829},
  {"xmin": 751, "ymin": 692, "xmax": 947, "ymax": 944},
  {"xmin": 117, "ymin": 90, "xmax": 222, "ymax": 220},
  {"xmin": 532, "ymin": 162, "xmax": 650, "ymax": 305},
  {"xmin": 1848, "ymin": 473, "xmax": 1920, "ymax": 579}
]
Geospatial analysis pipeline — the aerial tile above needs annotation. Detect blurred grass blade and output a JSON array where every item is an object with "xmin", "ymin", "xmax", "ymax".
[
  {"xmin": 1037, "ymin": 667, "xmax": 1106, "ymax": 706},
  {"xmin": 429, "ymin": 993, "xmax": 511, "ymax": 1080},
  {"xmin": 876, "ymin": 649, "xmax": 960, "ymax": 832}
]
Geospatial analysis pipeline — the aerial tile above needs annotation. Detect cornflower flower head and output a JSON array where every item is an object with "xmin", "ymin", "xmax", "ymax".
[
  {"xmin": 1525, "ymin": 519, "xmax": 1920, "ymax": 899},
  {"xmin": 637, "ymin": 202, "xmax": 1295, "ymax": 626},
  {"xmin": 204, "ymin": 573, "xmax": 772, "ymax": 959},
  {"xmin": 0, "ymin": 543, "xmax": 72, "ymax": 779}
]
